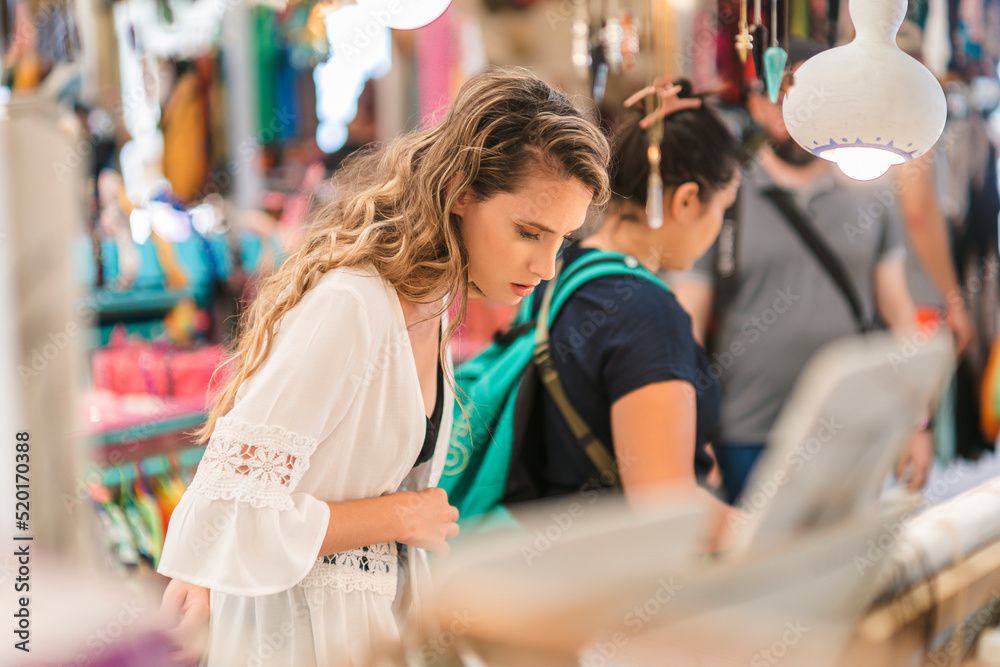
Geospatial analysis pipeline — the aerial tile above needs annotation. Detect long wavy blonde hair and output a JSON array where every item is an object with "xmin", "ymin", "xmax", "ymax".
[{"xmin": 197, "ymin": 66, "xmax": 611, "ymax": 442}]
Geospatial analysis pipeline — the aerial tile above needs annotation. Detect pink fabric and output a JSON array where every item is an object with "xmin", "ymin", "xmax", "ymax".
[
  {"xmin": 416, "ymin": 8, "xmax": 455, "ymax": 128},
  {"xmin": 92, "ymin": 327, "xmax": 229, "ymax": 402},
  {"xmin": 450, "ymin": 299, "xmax": 518, "ymax": 363}
]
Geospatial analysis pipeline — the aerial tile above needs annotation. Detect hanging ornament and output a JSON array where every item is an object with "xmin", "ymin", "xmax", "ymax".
[
  {"xmin": 763, "ymin": 0, "xmax": 788, "ymax": 103},
  {"xmin": 645, "ymin": 94, "xmax": 664, "ymax": 230},
  {"xmin": 735, "ymin": 0, "xmax": 753, "ymax": 64},
  {"xmin": 571, "ymin": 0, "xmax": 591, "ymax": 79},
  {"xmin": 590, "ymin": 35, "xmax": 610, "ymax": 102},
  {"xmin": 603, "ymin": 0, "xmax": 624, "ymax": 74},
  {"xmin": 750, "ymin": 0, "xmax": 768, "ymax": 78},
  {"xmin": 826, "ymin": 0, "xmax": 840, "ymax": 48},
  {"xmin": 621, "ymin": 11, "xmax": 640, "ymax": 72}
]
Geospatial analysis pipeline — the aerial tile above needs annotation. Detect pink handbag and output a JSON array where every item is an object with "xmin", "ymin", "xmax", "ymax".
[{"xmin": 92, "ymin": 326, "xmax": 230, "ymax": 403}]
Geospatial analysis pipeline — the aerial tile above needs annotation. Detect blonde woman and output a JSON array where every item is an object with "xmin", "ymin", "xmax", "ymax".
[{"xmin": 157, "ymin": 67, "xmax": 611, "ymax": 666}]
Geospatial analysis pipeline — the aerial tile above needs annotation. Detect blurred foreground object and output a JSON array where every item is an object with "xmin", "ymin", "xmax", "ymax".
[{"xmin": 415, "ymin": 332, "xmax": 953, "ymax": 666}]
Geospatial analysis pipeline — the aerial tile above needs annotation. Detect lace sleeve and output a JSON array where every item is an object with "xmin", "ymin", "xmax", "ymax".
[
  {"xmin": 189, "ymin": 417, "xmax": 318, "ymax": 510},
  {"xmin": 157, "ymin": 281, "xmax": 375, "ymax": 595}
]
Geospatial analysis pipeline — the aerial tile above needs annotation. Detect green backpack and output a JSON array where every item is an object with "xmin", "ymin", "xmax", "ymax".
[{"xmin": 439, "ymin": 249, "xmax": 671, "ymax": 528}]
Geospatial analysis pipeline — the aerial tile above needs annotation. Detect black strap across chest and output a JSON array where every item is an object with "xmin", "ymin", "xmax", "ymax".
[{"xmin": 412, "ymin": 357, "xmax": 444, "ymax": 469}]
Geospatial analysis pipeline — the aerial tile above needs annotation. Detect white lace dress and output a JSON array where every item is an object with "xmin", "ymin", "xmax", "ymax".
[{"xmin": 157, "ymin": 266, "xmax": 454, "ymax": 667}]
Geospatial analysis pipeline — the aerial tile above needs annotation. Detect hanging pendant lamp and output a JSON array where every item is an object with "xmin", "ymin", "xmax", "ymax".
[
  {"xmin": 781, "ymin": 0, "xmax": 946, "ymax": 181},
  {"xmin": 360, "ymin": 0, "xmax": 452, "ymax": 31}
]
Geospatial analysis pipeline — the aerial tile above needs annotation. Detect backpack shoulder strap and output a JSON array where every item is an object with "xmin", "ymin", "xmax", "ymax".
[
  {"xmin": 762, "ymin": 187, "xmax": 872, "ymax": 332},
  {"xmin": 532, "ymin": 250, "xmax": 667, "ymax": 487}
]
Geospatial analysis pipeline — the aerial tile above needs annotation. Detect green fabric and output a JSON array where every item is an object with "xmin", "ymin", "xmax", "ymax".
[
  {"xmin": 790, "ymin": 0, "xmax": 811, "ymax": 40},
  {"xmin": 440, "ymin": 250, "xmax": 668, "ymax": 529},
  {"xmin": 252, "ymin": 6, "xmax": 281, "ymax": 138}
]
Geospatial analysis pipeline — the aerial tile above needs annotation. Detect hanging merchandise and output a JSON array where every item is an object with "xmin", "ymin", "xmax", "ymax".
[
  {"xmin": 8, "ymin": 1, "xmax": 43, "ymax": 89},
  {"xmin": 620, "ymin": 10, "xmax": 640, "ymax": 72},
  {"xmin": 645, "ymin": 115, "xmax": 664, "ymax": 229},
  {"xmin": 763, "ymin": 0, "xmax": 788, "ymax": 103},
  {"xmin": 253, "ymin": 4, "xmax": 283, "ymax": 142},
  {"xmin": 603, "ymin": 0, "xmax": 624, "ymax": 75},
  {"xmin": 571, "ymin": 0, "xmax": 590, "ymax": 79},
  {"xmin": 589, "ymin": 23, "xmax": 609, "ymax": 102},
  {"xmin": 92, "ymin": 449, "xmax": 202, "ymax": 573},
  {"xmin": 98, "ymin": 170, "xmax": 141, "ymax": 290},
  {"xmin": 825, "ymin": 0, "xmax": 840, "ymax": 46},
  {"xmin": 750, "ymin": 0, "xmax": 768, "ymax": 78},
  {"xmin": 735, "ymin": 0, "xmax": 752, "ymax": 64},
  {"xmin": 161, "ymin": 63, "xmax": 209, "ymax": 203},
  {"xmin": 91, "ymin": 324, "xmax": 227, "ymax": 402},
  {"xmin": 643, "ymin": 0, "xmax": 665, "ymax": 230},
  {"xmin": 94, "ymin": 498, "xmax": 144, "ymax": 573},
  {"xmin": 35, "ymin": 0, "xmax": 81, "ymax": 64},
  {"xmin": 570, "ymin": 0, "xmax": 642, "ymax": 100}
]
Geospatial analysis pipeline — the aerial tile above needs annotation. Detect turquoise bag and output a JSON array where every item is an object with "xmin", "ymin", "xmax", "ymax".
[{"xmin": 439, "ymin": 250, "xmax": 669, "ymax": 527}]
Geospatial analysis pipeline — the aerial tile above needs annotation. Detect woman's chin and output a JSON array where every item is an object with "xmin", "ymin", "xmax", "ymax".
[{"xmin": 471, "ymin": 282, "xmax": 520, "ymax": 306}]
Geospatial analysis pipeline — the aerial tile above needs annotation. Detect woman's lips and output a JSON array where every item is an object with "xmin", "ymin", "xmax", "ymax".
[{"xmin": 510, "ymin": 283, "xmax": 535, "ymax": 297}]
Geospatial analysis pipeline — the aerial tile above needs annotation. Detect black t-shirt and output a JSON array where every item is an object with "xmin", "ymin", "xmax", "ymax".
[{"xmin": 533, "ymin": 244, "xmax": 719, "ymax": 497}]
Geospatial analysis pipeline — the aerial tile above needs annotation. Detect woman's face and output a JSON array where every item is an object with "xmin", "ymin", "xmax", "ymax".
[
  {"xmin": 455, "ymin": 174, "xmax": 594, "ymax": 306},
  {"xmin": 664, "ymin": 174, "xmax": 740, "ymax": 272}
]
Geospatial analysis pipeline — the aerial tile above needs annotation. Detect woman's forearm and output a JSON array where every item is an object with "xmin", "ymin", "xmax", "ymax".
[
  {"xmin": 317, "ymin": 495, "xmax": 405, "ymax": 558},
  {"xmin": 317, "ymin": 487, "xmax": 459, "ymax": 558}
]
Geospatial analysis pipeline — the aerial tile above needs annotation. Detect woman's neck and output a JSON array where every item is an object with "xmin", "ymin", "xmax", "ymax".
[
  {"xmin": 397, "ymin": 293, "xmax": 444, "ymax": 329},
  {"xmin": 580, "ymin": 217, "xmax": 663, "ymax": 272}
]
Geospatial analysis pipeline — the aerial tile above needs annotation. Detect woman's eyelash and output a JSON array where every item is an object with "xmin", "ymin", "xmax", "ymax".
[{"xmin": 517, "ymin": 227, "xmax": 574, "ymax": 242}]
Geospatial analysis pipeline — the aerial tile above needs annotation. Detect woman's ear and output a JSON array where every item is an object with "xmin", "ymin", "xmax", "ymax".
[
  {"xmin": 447, "ymin": 174, "xmax": 470, "ymax": 216},
  {"xmin": 669, "ymin": 182, "xmax": 701, "ymax": 223},
  {"xmin": 451, "ymin": 189, "xmax": 470, "ymax": 216}
]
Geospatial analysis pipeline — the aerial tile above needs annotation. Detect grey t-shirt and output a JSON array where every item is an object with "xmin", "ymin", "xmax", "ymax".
[{"xmin": 670, "ymin": 162, "xmax": 906, "ymax": 444}]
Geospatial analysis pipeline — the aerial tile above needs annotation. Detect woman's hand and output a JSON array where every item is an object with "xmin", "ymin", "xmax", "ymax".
[
  {"xmin": 160, "ymin": 579, "xmax": 210, "ymax": 666},
  {"xmin": 624, "ymin": 77, "xmax": 703, "ymax": 129},
  {"xmin": 392, "ymin": 487, "xmax": 460, "ymax": 556}
]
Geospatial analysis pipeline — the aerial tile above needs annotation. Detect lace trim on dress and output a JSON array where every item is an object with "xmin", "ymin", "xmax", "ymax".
[
  {"xmin": 300, "ymin": 542, "xmax": 398, "ymax": 596},
  {"xmin": 188, "ymin": 416, "xmax": 319, "ymax": 510}
]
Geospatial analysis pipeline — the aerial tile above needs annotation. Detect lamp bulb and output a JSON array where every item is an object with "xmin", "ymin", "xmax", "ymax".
[{"xmin": 823, "ymin": 146, "xmax": 902, "ymax": 182}]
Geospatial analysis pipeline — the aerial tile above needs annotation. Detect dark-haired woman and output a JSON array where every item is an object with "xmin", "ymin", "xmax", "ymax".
[{"xmin": 531, "ymin": 82, "xmax": 739, "ymax": 510}]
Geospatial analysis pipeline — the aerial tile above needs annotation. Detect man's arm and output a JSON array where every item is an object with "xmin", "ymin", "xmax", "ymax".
[
  {"xmin": 874, "ymin": 258, "xmax": 918, "ymax": 334},
  {"xmin": 896, "ymin": 154, "xmax": 974, "ymax": 352}
]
